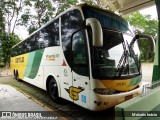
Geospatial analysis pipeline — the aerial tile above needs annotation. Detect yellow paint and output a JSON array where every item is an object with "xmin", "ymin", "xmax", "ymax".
[
  {"xmin": 45, "ymin": 58, "xmax": 55, "ymax": 61},
  {"xmin": 10, "ymin": 53, "xmax": 29, "ymax": 79},
  {"xmin": 100, "ymin": 79, "xmax": 138, "ymax": 91},
  {"xmin": 69, "ymin": 86, "xmax": 83, "ymax": 101}
]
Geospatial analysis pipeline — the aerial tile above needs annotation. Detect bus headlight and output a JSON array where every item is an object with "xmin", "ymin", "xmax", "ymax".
[{"xmin": 93, "ymin": 88, "xmax": 115, "ymax": 95}]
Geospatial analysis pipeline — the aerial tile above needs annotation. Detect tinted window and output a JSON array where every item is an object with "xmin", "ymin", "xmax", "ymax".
[
  {"xmin": 72, "ymin": 30, "xmax": 88, "ymax": 76},
  {"xmin": 11, "ymin": 19, "xmax": 60, "ymax": 57},
  {"xmin": 36, "ymin": 31, "xmax": 46, "ymax": 49},
  {"xmin": 82, "ymin": 6, "xmax": 129, "ymax": 32},
  {"xmin": 40, "ymin": 19, "xmax": 60, "ymax": 47},
  {"xmin": 61, "ymin": 10, "xmax": 83, "ymax": 66},
  {"xmin": 45, "ymin": 19, "xmax": 60, "ymax": 46},
  {"xmin": 30, "ymin": 35, "xmax": 36, "ymax": 51}
]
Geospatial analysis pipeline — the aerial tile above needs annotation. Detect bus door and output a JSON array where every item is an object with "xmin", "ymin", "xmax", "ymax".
[{"xmin": 71, "ymin": 30, "xmax": 90, "ymax": 108}]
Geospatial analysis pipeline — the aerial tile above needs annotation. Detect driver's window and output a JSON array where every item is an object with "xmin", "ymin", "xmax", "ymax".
[{"xmin": 72, "ymin": 30, "xmax": 89, "ymax": 76}]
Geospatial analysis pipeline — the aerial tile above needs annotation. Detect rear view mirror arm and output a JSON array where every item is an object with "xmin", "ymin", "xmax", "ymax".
[{"xmin": 130, "ymin": 34, "xmax": 155, "ymax": 52}]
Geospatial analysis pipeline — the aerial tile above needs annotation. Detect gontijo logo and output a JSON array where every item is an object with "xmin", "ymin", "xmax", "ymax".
[
  {"xmin": 45, "ymin": 54, "xmax": 60, "ymax": 61},
  {"xmin": 15, "ymin": 57, "xmax": 24, "ymax": 63},
  {"xmin": 65, "ymin": 86, "xmax": 83, "ymax": 101}
]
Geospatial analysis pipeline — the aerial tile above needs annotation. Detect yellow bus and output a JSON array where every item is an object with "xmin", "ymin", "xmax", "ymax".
[{"xmin": 11, "ymin": 4, "xmax": 143, "ymax": 111}]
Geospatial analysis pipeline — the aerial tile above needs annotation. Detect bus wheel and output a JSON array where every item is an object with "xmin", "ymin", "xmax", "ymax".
[
  {"xmin": 15, "ymin": 71, "xmax": 20, "ymax": 82},
  {"xmin": 49, "ymin": 78, "xmax": 61, "ymax": 103},
  {"xmin": 13, "ymin": 70, "xmax": 15, "ymax": 77}
]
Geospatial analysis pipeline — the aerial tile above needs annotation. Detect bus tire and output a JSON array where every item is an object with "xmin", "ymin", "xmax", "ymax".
[
  {"xmin": 13, "ymin": 70, "xmax": 15, "ymax": 77},
  {"xmin": 49, "ymin": 78, "xmax": 61, "ymax": 103},
  {"xmin": 15, "ymin": 71, "xmax": 20, "ymax": 82}
]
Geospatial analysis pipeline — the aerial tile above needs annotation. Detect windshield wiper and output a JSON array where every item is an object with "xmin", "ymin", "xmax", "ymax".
[
  {"xmin": 128, "ymin": 44, "xmax": 141, "ymax": 75},
  {"xmin": 116, "ymin": 42, "xmax": 129, "ymax": 78}
]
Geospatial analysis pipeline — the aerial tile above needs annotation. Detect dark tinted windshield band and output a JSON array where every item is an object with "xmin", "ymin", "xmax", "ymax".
[{"xmin": 82, "ymin": 6, "xmax": 129, "ymax": 32}]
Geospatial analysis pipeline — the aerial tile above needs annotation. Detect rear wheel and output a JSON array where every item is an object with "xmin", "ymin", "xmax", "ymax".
[
  {"xmin": 48, "ymin": 78, "xmax": 61, "ymax": 103},
  {"xmin": 13, "ymin": 70, "xmax": 15, "ymax": 77},
  {"xmin": 15, "ymin": 71, "xmax": 20, "ymax": 82}
]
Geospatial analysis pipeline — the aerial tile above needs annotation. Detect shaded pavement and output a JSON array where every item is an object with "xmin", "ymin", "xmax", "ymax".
[{"xmin": 0, "ymin": 84, "xmax": 64, "ymax": 120}]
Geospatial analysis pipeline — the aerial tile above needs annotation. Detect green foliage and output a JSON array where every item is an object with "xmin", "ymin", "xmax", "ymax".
[
  {"xmin": 55, "ymin": 0, "xmax": 95, "ymax": 16},
  {"xmin": 28, "ymin": 26, "xmax": 37, "ymax": 34},
  {"xmin": 18, "ymin": 0, "xmax": 55, "ymax": 34},
  {"xmin": 124, "ymin": 12, "xmax": 146, "ymax": 30},
  {"xmin": 0, "ymin": 2, "xmax": 5, "ymax": 32},
  {"xmin": 3, "ymin": 0, "xmax": 23, "ymax": 33},
  {"xmin": 3, "ymin": 0, "xmax": 95, "ymax": 35},
  {"xmin": 124, "ymin": 12, "xmax": 158, "ymax": 62},
  {"xmin": 0, "ymin": 62, "xmax": 5, "ymax": 68},
  {"xmin": 0, "ymin": 33, "xmax": 20, "ymax": 65},
  {"xmin": 55, "ymin": 0, "xmax": 80, "ymax": 16}
]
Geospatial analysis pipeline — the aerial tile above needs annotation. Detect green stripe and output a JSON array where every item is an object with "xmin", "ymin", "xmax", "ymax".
[
  {"xmin": 129, "ymin": 75, "xmax": 141, "ymax": 86},
  {"xmin": 24, "ymin": 52, "xmax": 36, "ymax": 77},
  {"xmin": 25, "ymin": 49, "xmax": 44, "ymax": 79},
  {"xmin": 152, "ymin": 0, "xmax": 160, "ymax": 82},
  {"xmin": 152, "ymin": 65, "xmax": 160, "ymax": 82}
]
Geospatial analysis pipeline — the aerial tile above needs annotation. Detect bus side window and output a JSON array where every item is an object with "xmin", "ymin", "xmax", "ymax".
[
  {"xmin": 30, "ymin": 35, "xmax": 36, "ymax": 51},
  {"xmin": 36, "ymin": 31, "xmax": 45, "ymax": 49},
  {"xmin": 15, "ymin": 46, "xmax": 18, "ymax": 56},
  {"xmin": 49, "ymin": 19, "xmax": 59, "ymax": 46},
  {"xmin": 40, "ymin": 29, "xmax": 49, "ymax": 48},
  {"xmin": 18, "ymin": 43, "xmax": 23, "ymax": 55},
  {"xmin": 26, "ymin": 38, "xmax": 31, "ymax": 52},
  {"xmin": 61, "ymin": 10, "xmax": 83, "ymax": 67},
  {"xmin": 12, "ymin": 47, "xmax": 17, "ymax": 57},
  {"xmin": 72, "ymin": 30, "xmax": 89, "ymax": 76},
  {"xmin": 45, "ymin": 19, "xmax": 60, "ymax": 47},
  {"xmin": 23, "ymin": 41, "xmax": 27, "ymax": 53}
]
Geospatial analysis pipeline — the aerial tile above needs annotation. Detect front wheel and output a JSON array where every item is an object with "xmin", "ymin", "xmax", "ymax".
[{"xmin": 49, "ymin": 78, "xmax": 61, "ymax": 103}]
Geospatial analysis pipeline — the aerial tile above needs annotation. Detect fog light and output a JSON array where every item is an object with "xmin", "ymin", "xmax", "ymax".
[{"xmin": 93, "ymin": 88, "xmax": 115, "ymax": 95}]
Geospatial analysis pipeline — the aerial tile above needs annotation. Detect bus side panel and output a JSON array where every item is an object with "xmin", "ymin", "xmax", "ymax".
[
  {"xmin": 38, "ymin": 47, "xmax": 63, "ymax": 90},
  {"xmin": 24, "ymin": 49, "xmax": 44, "ymax": 79},
  {"xmin": 10, "ymin": 53, "xmax": 29, "ymax": 80}
]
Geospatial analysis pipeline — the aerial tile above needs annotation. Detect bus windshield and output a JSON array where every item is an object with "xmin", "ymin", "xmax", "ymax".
[
  {"xmin": 82, "ymin": 6, "xmax": 141, "ymax": 79},
  {"xmin": 92, "ymin": 29, "xmax": 141, "ymax": 79}
]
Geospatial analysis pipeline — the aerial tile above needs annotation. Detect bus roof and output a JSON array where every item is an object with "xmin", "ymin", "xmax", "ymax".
[{"xmin": 12, "ymin": 3, "xmax": 126, "ymax": 49}]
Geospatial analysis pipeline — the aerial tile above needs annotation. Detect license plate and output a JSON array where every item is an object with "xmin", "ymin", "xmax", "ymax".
[{"xmin": 125, "ymin": 94, "xmax": 133, "ymax": 101}]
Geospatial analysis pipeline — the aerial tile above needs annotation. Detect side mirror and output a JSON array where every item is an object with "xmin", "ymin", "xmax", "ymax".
[
  {"xmin": 130, "ymin": 34, "xmax": 155, "ymax": 52},
  {"xmin": 85, "ymin": 18, "xmax": 103, "ymax": 47}
]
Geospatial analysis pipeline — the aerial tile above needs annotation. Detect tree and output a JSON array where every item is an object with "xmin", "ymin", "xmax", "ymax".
[
  {"xmin": 0, "ymin": 1, "xmax": 22, "ymax": 67},
  {"xmin": 53, "ymin": 0, "xmax": 77, "ymax": 16},
  {"xmin": 20, "ymin": 0, "xmax": 98, "ymax": 34},
  {"xmin": 18, "ymin": 0, "xmax": 55, "ymax": 34},
  {"xmin": 124, "ymin": 12, "xmax": 158, "ymax": 62},
  {"xmin": 0, "ymin": 2, "xmax": 5, "ymax": 33},
  {"xmin": 3, "ymin": 0, "xmax": 23, "ymax": 33},
  {"xmin": 0, "ymin": 33, "xmax": 20, "ymax": 66},
  {"xmin": 54, "ymin": 0, "xmax": 98, "ymax": 16},
  {"xmin": 0, "ymin": 0, "xmax": 94, "ymax": 67}
]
